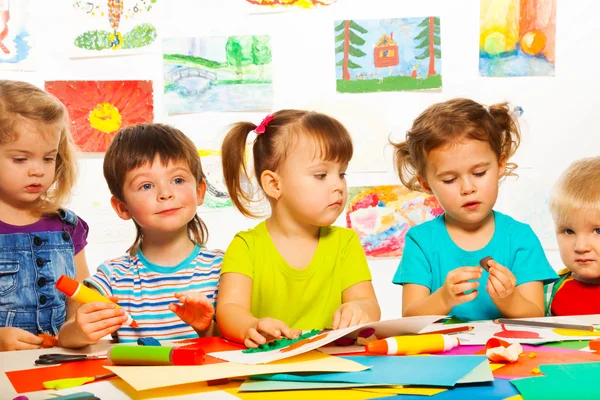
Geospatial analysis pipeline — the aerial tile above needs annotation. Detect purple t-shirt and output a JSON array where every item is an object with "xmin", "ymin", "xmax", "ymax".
[{"xmin": 0, "ymin": 213, "xmax": 89, "ymax": 254}]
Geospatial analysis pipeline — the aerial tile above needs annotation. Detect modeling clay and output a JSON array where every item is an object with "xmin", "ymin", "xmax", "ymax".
[{"xmin": 242, "ymin": 329, "xmax": 321, "ymax": 353}]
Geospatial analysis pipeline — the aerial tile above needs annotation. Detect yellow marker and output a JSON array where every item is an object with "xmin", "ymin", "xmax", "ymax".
[{"xmin": 366, "ymin": 334, "xmax": 459, "ymax": 355}]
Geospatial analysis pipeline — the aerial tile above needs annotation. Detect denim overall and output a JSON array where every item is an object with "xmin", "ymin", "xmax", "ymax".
[{"xmin": 0, "ymin": 209, "xmax": 77, "ymax": 335}]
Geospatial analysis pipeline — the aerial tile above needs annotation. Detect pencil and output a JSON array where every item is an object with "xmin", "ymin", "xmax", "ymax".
[
  {"xmin": 495, "ymin": 318, "xmax": 595, "ymax": 332},
  {"xmin": 421, "ymin": 325, "xmax": 474, "ymax": 335}
]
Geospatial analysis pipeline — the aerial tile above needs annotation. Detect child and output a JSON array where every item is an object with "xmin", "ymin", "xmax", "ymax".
[
  {"xmin": 391, "ymin": 98, "xmax": 557, "ymax": 321},
  {"xmin": 546, "ymin": 157, "xmax": 600, "ymax": 316},
  {"xmin": 217, "ymin": 110, "xmax": 380, "ymax": 348},
  {"xmin": 59, "ymin": 123, "xmax": 222, "ymax": 347},
  {"xmin": 0, "ymin": 80, "xmax": 89, "ymax": 351}
]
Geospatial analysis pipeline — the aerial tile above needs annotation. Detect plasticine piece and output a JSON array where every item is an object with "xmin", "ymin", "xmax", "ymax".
[
  {"xmin": 590, "ymin": 338, "xmax": 600, "ymax": 352},
  {"xmin": 528, "ymin": 352, "xmax": 537, "ymax": 358},
  {"xmin": 334, "ymin": 336, "xmax": 356, "ymax": 346},
  {"xmin": 485, "ymin": 337, "xmax": 523, "ymax": 363},
  {"xmin": 242, "ymin": 329, "xmax": 321, "ymax": 353},
  {"xmin": 38, "ymin": 333, "xmax": 58, "ymax": 348},
  {"xmin": 138, "ymin": 337, "xmax": 161, "ymax": 346},
  {"xmin": 479, "ymin": 256, "xmax": 493, "ymax": 271},
  {"xmin": 356, "ymin": 328, "xmax": 377, "ymax": 345}
]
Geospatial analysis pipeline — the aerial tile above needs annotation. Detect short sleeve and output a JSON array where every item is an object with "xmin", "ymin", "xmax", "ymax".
[
  {"xmin": 221, "ymin": 234, "xmax": 254, "ymax": 279},
  {"xmin": 340, "ymin": 231, "xmax": 372, "ymax": 291},
  {"xmin": 512, "ymin": 226, "xmax": 558, "ymax": 286},
  {"xmin": 83, "ymin": 263, "xmax": 113, "ymax": 297},
  {"xmin": 392, "ymin": 230, "xmax": 432, "ymax": 288},
  {"xmin": 71, "ymin": 215, "xmax": 89, "ymax": 255}
]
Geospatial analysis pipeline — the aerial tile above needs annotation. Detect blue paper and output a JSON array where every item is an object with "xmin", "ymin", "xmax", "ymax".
[
  {"xmin": 254, "ymin": 355, "xmax": 487, "ymax": 387},
  {"xmin": 373, "ymin": 379, "xmax": 519, "ymax": 400}
]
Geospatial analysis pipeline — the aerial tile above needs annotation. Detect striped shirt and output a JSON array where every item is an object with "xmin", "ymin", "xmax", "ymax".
[{"xmin": 84, "ymin": 245, "xmax": 222, "ymax": 343}]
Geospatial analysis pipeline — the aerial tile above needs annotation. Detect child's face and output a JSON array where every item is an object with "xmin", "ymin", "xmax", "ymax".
[
  {"xmin": 275, "ymin": 135, "xmax": 348, "ymax": 227},
  {"xmin": 418, "ymin": 139, "xmax": 506, "ymax": 229},
  {"xmin": 112, "ymin": 156, "xmax": 205, "ymax": 236},
  {"xmin": 555, "ymin": 208, "xmax": 600, "ymax": 280},
  {"xmin": 0, "ymin": 120, "xmax": 60, "ymax": 209}
]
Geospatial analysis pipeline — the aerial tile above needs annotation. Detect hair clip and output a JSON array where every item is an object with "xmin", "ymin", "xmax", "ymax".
[
  {"xmin": 255, "ymin": 114, "xmax": 274, "ymax": 135},
  {"xmin": 511, "ymin": 106, "xmax": 524, "ymax": 118}
]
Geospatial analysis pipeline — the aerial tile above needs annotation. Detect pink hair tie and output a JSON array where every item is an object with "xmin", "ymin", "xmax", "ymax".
[{"xmin": 255, "ymin": 114, "xmax": 274, "ymax": 135}]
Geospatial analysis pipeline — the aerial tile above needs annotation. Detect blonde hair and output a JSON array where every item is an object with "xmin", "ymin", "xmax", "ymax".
[
  {"xmin": 221, "ymin": 109, "xmax": 353, "ymax": 218},
  {"xmin": 391, "ymin": 98, "xmax": 521, "ymax": 192},
  {"xmin": 0, "ymin": 80, "xmax": 77, "ymax": 214},
  {"xmin": 549, "ymin": 157, "xmax": 600, "ymax": 226},
  {"xmin": 103, "ymin": 123, "xmax": 208, "ymax": 254}
]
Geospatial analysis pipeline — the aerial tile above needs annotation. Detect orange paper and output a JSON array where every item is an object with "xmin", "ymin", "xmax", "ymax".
[{"xmin": 480, "ymin": 350, "xmax": 600, "ymax": 377}]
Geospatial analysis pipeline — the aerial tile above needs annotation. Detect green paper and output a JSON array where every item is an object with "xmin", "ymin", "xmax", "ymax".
[
  {"xmin": 456, "ymin": 360, "xmax": 493, "ymax": 384},
  {"xmin": 511, "ymin": 362, "xmax": 600, "ymax": 400}
]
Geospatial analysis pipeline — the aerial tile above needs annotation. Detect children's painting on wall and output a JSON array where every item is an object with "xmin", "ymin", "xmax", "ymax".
[
  {"xmin": 245, "ymin": 0, "xmax": 336, "ymax": 9},
  {"xmin": 0, "ymin": 0, "xmax": 35, "ymax": 70},
  {"xmin": 335, "ymin": 17, "xmax": 442, "ymax": 93},
  {"xmin": 346, "ymin": 185, "xmax": 444, "ymax": 258},
  {"xmin": 163, "ymin": 36, "xmax": 272, "ymax": 113},
  {"xmin": 45, "ymin": 80, "xmax": 154, "ymax": 153},
  {"xmin": 480, "ymin": 0, "xmax": 556, "ymax": 76},
  {"xmin": 198, "ymin": 149, "xmax": 233, "ymax": 211},
  {"xmin": 70, "ymin": 0, "xmax": 159, "ymax": 58}
]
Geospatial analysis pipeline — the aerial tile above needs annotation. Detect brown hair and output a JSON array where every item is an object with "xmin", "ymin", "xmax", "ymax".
[
  {"xmin": 392, "ymin": 98, "xmax": 521, "ymax": 192},
  {"xmin": 0, "ymin": 80, "xmax": 78, "ymax": 214},
  {"xmin": 549, "ymin": 157, "xmax": 600, "ymax": 226},
  {"xmin": 222, "ymin": 109, "xmax": 353, "ymax": 218},
  {"xmin": 103, "ymin": 123, "xmax": 208, "ymax": 254}
]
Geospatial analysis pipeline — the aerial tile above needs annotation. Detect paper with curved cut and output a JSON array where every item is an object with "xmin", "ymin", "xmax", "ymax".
[
  {"xmin": 210, "ymin": 315, "xmax": 445, "ymax": 365},
  {"xmin": 105, "ymin": 351, "xmax": 368, "ymax": 392}
]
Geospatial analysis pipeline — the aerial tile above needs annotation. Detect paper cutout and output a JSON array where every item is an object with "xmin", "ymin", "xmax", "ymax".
[{"xmin": 494, "ymin": 323, "xmax": 541, "ymax": 339}]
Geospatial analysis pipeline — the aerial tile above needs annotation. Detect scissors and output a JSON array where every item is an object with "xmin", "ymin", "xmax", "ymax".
[{"xmin": 35, "ymin": 353, "xmax": 107, "ymax": 365}]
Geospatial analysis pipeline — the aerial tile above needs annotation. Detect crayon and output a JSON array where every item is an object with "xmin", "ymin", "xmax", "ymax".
[
  {"xmin": 423, "ymin": 325, "xmax": 473, "ymax": 335},
  {"xmin": 108, "ymin": 345, "xmax": 205, "ymax": 366},
  {"xmin": 495, "ymin": 318, "xmax": 595, "ymax": 332},
  {"xmin": 56, "ymin": 275, "xmax": 138, "ymax": 328},
  {"xmin": 366, "ymin": 334, "xmax": 460, "ymax": 355}
]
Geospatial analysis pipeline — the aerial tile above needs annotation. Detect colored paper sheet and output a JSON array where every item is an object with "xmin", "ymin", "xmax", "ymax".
[
  {"xmin": 456, "ymin": 360, "xmax": 494, "ymax": 384},
  {"xmin": 239, "ymin": 380, "xmax": 388, "ymax": 392},
  {"xmin": 505, "ymin": 396, "xmax": 523, "ymax": 400},
  {"xmin": 105, "ymin": 351, "xmax": 368, "ymax": 391},
  {"xmin": 210, "ymin": 316, "xmax": 445, "ymax": 365},
  {"xmin": 510, "ymin": 362, "xmax": 600, "ymax": 400},
  {"xmin": 254, "ymin": 355, "xmax": 487, "ymax": 387},
  {"xmin": 488, "ymin": 350, "xmax": 600, "ymax": 378},
  {"xmin": 227, "ymin": 387, "xmax": 392, "ymax": 400},
  {"xmin": 6, "ymin": 359, "xmax": 110, "ymax": 394},
  {"xmin": 375, "ymin": 379, "xmax": 519, "ymax": 400},
  {"xmin": 352, "ymin": 387, "xmax": 446, "ymax": 396}
]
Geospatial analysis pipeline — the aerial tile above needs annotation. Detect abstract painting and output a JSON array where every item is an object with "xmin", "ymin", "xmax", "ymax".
[
  {"xmin": 346, "ymin": 185, "xmax": 444, "ymax": 258},
  {"xmin": 163, "ymin": 36, "xmax": 272, "ymax": 113},
  {"xmin": 45, "ymin": 81, "xmax": 154, "ymax": 152},
  {"xmin": 480, "ymin": 0, "xmax": 556, "ymax": 76},
  {"xmin": 198, "ymin": 149, "xmax": 233, "ymax": 211},
  {"xmin": 70, "ymin": 0, "xmax": 159, "ymax": 57},
  {"xmin": 245, "ymin": 0, "xmax": 336, "ymax": 8},
  {"xmin": 335, "ymin": 17, "xmax": 442, "ymax": 93},
  {"xmin": 0, "ymin": 0, "xmax": 35, "ymax": 70}
]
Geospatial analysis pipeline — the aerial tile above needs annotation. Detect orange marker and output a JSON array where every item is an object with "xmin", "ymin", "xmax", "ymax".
[
  {"xmin": 56, "ymin": 275, "xmax": 139, "ymax": 328},
  {"xmin": 366, "ymin": 334, "xmax": 460, "ymax": 355}
]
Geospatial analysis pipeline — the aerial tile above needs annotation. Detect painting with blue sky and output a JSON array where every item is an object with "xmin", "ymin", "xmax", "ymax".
[
  {"xmin": 335, "ymin": 17, "xmax": 442, "ymax": 93},
  {"xmin": 163, "ymin": 35, "xmax": 273, "ymax": 113}
]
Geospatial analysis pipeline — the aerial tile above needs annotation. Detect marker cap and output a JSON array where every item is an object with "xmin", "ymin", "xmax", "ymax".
[
  {"xmin": 171, "ymin": 347, "xmax": 205, "ymax": 365},
  {"xmin": 56, "ymin": 275, "xmax": 79, "ymax": 297}
]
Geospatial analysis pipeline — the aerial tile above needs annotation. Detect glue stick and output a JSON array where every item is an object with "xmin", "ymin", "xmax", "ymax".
[
  {"xmin": 108, "ymin": 345, "xmax": 205, "ymax": 366},
  {"xmin": 365, "ymin": 334, "xmax": 460, "ymax": 355}
]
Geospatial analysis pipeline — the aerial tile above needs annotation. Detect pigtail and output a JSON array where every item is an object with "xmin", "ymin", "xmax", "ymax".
[
  {"xmin": 488, "ymin": 102, "xmax": 521, "ymax": 177},
  {"xmin": 391, "ymin": 138, "xmax": 422, "ymax": 192},
  {"xmin": 222, "ymin": 122, "xmax": 258, "ymax": 218}
]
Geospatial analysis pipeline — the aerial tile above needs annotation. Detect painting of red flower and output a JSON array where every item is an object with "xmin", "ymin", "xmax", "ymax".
[{"xmin": 45, "ymin": 80, "xmax": 154, "ymax": 152}]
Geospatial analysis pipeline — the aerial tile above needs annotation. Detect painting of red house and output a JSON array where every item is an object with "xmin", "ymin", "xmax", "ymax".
[{"xmin": 374, "ymin": 33, "xmax": 399, "ymax": 68}]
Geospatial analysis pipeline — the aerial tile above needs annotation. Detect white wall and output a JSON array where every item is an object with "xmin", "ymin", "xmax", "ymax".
[{"xmin": 3, "ymin": 0, "xmax": 599, "ymax": 320}]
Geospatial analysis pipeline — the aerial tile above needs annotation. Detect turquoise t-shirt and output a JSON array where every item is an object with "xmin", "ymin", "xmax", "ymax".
[{"xmin": 392, "ymin": 211, "xmax": 558, "ymax": 321}]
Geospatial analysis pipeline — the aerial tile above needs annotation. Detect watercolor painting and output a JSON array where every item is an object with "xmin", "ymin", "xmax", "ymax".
[
  {"xmin": 163, "ymin": 36, "xmax": 273, "ymax": 114},
  {"xmin": 45, "ymin": 81, "xmax": 154, "ymax": 152},
  {"xmin": 0, "ymin": 0, "xmax": 35, "ymax": 70},
  {"xmin": 346, "ymin": 185, "xmax": 444, "ymax": 258},
  {"xmin": 198, "ymin": 149, "xmax": 233, "ymax": 211},
  {"xmin": 71, "ymin": 0, "xmax": 158, "ymax": 57},
  {"xmin": 245, "ymin": 0, "xmax": 336, "ymax": 8},
  {"xmin": 480, "ymin": 0, "xmax": 556, "ymax": 76},
  {"xmin": 335, "ymin": 17, "xmax": 442, "ymax": 93}
]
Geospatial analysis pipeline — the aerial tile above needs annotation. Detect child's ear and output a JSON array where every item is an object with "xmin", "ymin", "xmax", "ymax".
[
  {"xmin": 498, "ymin": 154, "xmax": 507, "ymax": 178},
  {"xmin": 110, "ymin": 196, "xmax": 132, "ymax": 221},
  {"xmin": 261, "ymin": 169, "xmax": 281, "ymax": 201},
  {"xmin": 416, "ymin": 174, "xmax": 434, "ymax": 195},
  {"xmin": 196, "ymin": 180, "xmax": 207, "ymax": 206}
]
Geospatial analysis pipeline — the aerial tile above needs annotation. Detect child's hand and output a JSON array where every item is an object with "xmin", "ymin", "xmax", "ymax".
[
  {"xmin": 0, "ymin": 327, "xmax": 44, "ymax": 351},
  {"xmin": 72, "ymin": 297, "xmax": 128, "ymax": 344},
  {"xmin": 486, "ymin": 260, "xmax": 517, "ymax": 299},
  {"xmin": 244, "ymin": 318, "xmax": 302, "ymax": 349},
  {"xmin": 441, "ymin": 266, "xmax": 482, "ymax": 308},
  {"xmin": 170, "ymin": 292, "xmax": 215, "ymax": 332},
  {"xmin": 332, "ymin": 301, "xmax": 371, "ymax": 329}
]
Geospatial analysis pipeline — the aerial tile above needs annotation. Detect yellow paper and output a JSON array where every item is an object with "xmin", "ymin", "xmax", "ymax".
[
  {"xmin": 504, "ymin": 395, "xmax": 524, "ymax": 400},
  {"xmin": 490, "ymin": 363, "xmax": 506, "ymax": 371},
  {"xmin": 106, "ymin": 351, "xmax": 369, "ymax": 391},
  {"xmin": 352, "ymin": 386, "xmax": 446, "ymax": 396},
  {"xmin": 226, "ymin": 387, "xmax": 392, "ymax": 400},
  {"xmin": 553, "ymin": 328, "xmax": 600, "ymax": 337}
]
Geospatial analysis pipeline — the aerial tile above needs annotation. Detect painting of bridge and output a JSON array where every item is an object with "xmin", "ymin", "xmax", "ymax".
[{"xmin": 163, "ymin": 35, "xmax": 273, "ymax": 113}]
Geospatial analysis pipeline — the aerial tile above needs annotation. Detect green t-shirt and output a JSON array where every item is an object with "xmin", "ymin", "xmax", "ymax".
[{"xmin": 221, "ymin": 221, "xmax": 372, "ymax": 330}]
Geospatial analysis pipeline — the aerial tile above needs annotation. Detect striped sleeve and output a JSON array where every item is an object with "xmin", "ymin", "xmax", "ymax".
[{"xmin": 84, "ymin": 263, "xmax": 114, "ymax": 297}]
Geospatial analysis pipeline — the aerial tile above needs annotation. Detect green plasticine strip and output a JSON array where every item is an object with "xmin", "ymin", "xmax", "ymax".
[{"xmin": 242, "ymin": 329, "xmax": 322, "ymax": 353}]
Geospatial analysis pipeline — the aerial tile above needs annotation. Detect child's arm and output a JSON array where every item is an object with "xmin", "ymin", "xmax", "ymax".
[
  {"xmin": 216, "ymin": 272, "xmax": 300, "ymax": 348},
  {"xmin": 402, "ymin": 267, "xmax": 482, "ymax": 317},
  {"xmin": 487, "ymin": 260, "xmax": 545, "ymax": 317},
  {"xmin": 332, "ymin": 281, "xmax": 380, "ymax": 329},
  {"xmin": 0, "ymin": 327, "xmax": 43, "ymax": 351}
]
